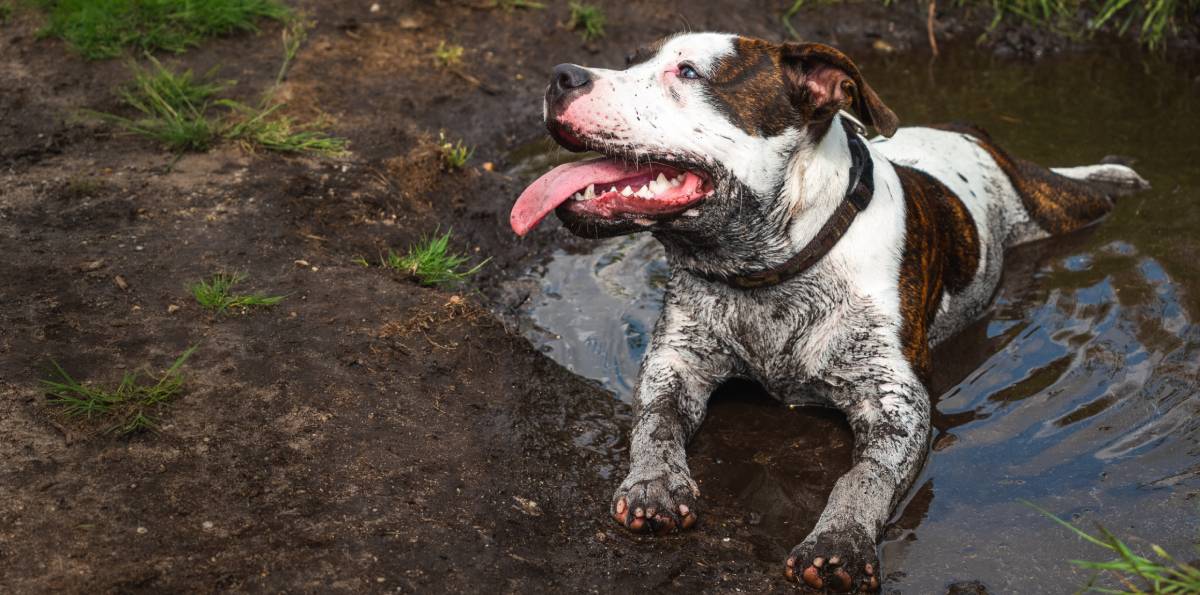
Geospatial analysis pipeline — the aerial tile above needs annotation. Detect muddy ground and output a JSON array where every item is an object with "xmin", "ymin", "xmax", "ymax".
[{"xmin": 0, "ymin": 1, "xmax": 1192, "ymax": 593}]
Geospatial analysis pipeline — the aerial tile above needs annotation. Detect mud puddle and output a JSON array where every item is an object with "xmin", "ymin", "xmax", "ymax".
[{"xmin": 510, "ymin": 45, "xmax": 1200, "ymax": 592}]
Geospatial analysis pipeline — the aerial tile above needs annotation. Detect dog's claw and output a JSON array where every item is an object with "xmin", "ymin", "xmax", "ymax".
[
  {"xmin": 612, "ymin": 497, "xmax": 628, "ymax": 526},
  {"xmin": 679, "ymin": 504, "xmax": 697, "ymax": 529},
  {"xmin": 832, "ymin": 568, "xmax": 853, "ymax": 592},
  {"xmin": 801, "ymin": 565, "xmax": 824, "ymax": 589}
]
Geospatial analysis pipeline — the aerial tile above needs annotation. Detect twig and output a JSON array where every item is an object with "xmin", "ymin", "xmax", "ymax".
[
  {"xmin": 927, "ymin": 0, "xmax": 940, "ymax": 56},
  {"xmin": 449, "ymin": 67, "xmax": 501, "ymax": 95}
]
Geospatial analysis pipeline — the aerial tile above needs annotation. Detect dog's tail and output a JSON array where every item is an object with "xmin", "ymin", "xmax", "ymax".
[{"xmin": 1050, "ymin": 159, "xmax": 1150, "ymax": 197}]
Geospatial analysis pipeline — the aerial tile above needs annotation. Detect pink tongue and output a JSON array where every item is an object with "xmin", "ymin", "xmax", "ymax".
[{"xmin": 510, "ymin": 157, "xmax": 636, "ymax": 236}]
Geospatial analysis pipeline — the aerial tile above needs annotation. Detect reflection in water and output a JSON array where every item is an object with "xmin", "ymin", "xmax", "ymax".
[{"xmin": 509, "ymin": 45, "xmax": 1200, "ymax": 593}]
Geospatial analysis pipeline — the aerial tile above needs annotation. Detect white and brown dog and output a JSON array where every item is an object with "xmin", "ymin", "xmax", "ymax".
[{"xmin": 510, "ymin": 33, "xmax": 1148, "ymax": 592}]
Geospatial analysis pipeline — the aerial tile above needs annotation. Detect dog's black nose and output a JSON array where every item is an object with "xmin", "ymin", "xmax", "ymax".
[{"xmin": 550, "ymin": 63, "xmax": 592, "ymax": 101}]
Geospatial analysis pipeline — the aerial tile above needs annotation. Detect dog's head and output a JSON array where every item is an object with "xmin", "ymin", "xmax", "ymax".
[{"xmin": 510, "ymin": 33, "xmax": 896, "ymax": 256}]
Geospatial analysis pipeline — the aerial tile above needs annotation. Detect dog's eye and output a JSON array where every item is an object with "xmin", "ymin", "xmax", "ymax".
[{"xmin": 678, "ymin": 64, "xmax": 701, "ymax": 80}]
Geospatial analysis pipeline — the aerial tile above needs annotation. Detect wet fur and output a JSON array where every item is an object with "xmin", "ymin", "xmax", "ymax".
[{"xmin": 540, "ymin": 33, "xmax": 1149, "ymax": 591}]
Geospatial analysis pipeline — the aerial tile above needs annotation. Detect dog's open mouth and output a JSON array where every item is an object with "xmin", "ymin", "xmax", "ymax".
[{"xmin": 510, "ymin": 157, "xmax": 713, "ymax": 236}]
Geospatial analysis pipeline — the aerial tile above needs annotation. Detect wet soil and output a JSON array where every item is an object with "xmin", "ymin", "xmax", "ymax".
[{"xmin": 1, "ymin": 1, "xmax": 1197, "ymax": 593}]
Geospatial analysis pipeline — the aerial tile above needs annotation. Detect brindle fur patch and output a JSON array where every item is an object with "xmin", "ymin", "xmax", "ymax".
[
  {"xmin": 895, "ymin": 165, "xmax": 981, "ymax": 382},
  {"xmin": 703, "ymin": 38, "xmax": 795, "ymax": 137},
  {"xmin": 934, "ymin": 123, "xmax": 1116, "ymax": 235},
  {"xmin": 683, "ymin": 38, "xmax": 899, "ymax": 139}
]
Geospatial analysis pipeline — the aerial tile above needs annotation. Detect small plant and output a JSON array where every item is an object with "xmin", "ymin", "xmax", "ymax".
[
  {"xmin": 383, "ymin": 230, "xmax": 489, "ymax": 286},
  {"xmin": 0, "ymin": 2, "xmax": 13, "ymax": 24},
  {"xmin": 567, "ymin": 2, "xmax": 605, "ymax": 41},
  {"xmin": 190, "ymin": 272, "xmax": 285, "ymax": 313},
  {"xmin": 35, "ymin": 0, "xmax": 292, "ymax": 60},
  {"xmin": 219, "ymin": 20, "xmax": 348, "ymax": 156},
  {"xmin": 43, "ymin": 346, "xmax": 198, "ymax": 435},
  {"xmin": 1030, "ymin": 501, "xmax": 1200, "ymax": 593},
  {"xmin": 493, "ymin": 0, "xmax": 545, "ymax": 9},
  {"xmin": 433, "ymin": 41, "xmax": 464, "ymax": 68},
  {"xmin": 221, "ymin": 101, "xmax": 348, "ymax": 156},
  {"xmin": 438, "ymin": 131, "xmax": 473, "ymax": 170},
  {"xmin": 89, "ymin": 55, "xmax": 226, "ymax": 152}
]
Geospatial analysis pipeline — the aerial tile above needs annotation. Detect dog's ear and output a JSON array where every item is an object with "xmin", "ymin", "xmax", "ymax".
[{"xmin": 780, "ymin": 42, "xmax": 898, "ymax": 138}]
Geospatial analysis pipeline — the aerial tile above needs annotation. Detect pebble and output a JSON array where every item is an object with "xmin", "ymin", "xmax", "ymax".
[
  {"xmin": 202, "ymin": 521, "xmax": 214, "ymax": 530},
  {"xmin": 136, "ymin": 526, "xmax": 148, "ymax": 534},
  {"xmin": 512, "ymin": 496, "xmax": 542, "ymax": 517},
  {"xmin": 80, "ymin": 259, "xmax": 105, "ymax": 272},
  {"xmin": 369, "ymin": 3, "xmax": 380, "ymax": 12},
  {"xmin": 114, "ymin": 275, "xmax": 129, "ymax": 291},
  {"xmin": 167, "ymin": 304, "xmax": 180, "ymax": 313}
]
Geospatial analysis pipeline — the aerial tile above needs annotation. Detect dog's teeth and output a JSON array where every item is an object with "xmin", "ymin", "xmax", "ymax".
[
  {"xmin": 571, "ymin": 192, "xmax": 583, "ymax": 201},
  {"xmin": 609, "ymin": 186, "xmax": 617, "ymax": 194},
  {"xmin": 652, "ymin": 173, "xmax": 670, "ymax": 193},
  {"xmin": 635, "ymin": 185, "xmax": 654, "ymax": 199},
  {"xmin": 634, "ymin": 218, "xmax": 655, "ymax": 226},
  {"xmin": 621, "ymin": 185, "xmax": 634, "ymax": 197},
  {"xmin": 584, "ymin": 184, "xmax": 595, "ymax": 200},
  {"xmin": 671, "ymin": 174, "xmax": 684, "ymax": 187},
  {"xmin": 683, "ymin": 209, "xmax": 700, "ymax": 217}
]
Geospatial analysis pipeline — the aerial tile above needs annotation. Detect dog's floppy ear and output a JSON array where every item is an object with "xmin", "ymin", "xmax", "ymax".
[{"xmin": 780, "ymin": 42, "xmax": 898, "ymax": 138}]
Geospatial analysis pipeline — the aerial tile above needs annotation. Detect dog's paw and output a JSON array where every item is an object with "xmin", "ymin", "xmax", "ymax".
[
  {"xmin": 784, "ymin": 525, "xmax": 880, "ymax": 592},
  {"xmin": 611, "ymin": 469, "xmax": 699, "ymax": 535}
]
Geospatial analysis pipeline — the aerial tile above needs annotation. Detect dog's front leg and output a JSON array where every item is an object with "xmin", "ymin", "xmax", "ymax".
[
  {"xmin": 612, "ymin": 305, "xmax": 731, "ymax": 535},
  {"xmin": 786, "ymin": 373, "xmax": 930, "ymax": 592}
]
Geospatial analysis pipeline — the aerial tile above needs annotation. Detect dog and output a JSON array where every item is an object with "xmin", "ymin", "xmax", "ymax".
[{"xmin": 509, "ymin": 33, "xmax": 1148, "ymax": 592}]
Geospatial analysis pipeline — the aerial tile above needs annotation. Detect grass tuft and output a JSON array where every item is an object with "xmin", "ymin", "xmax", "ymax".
[
  {"xmin": 1028, "ymin": 500, "xmax": 1200, "ymax": 593},
  {"xmin": 220, "ymin": 20, "xmax": 348, "ymax": 156},
  {"xmin": 433, "ymin": 40, "xmax": 464, "ymax": 68},
  {"xmin": 35, "ymin": 0, "xmax": 292, "ymax": 60},
  {"xmin": 492, "ymin": 0, "xmax": 545, "ymax": 9},
  {"xmin": 438, "ymin": 131, "xmax": 473, "ymax": 170},
  {"xmin": 0, "ymin": 2, "xmax": 13, "ymax": 24},
  {"xmin": 87, "ymin": 55, "xmax": 226, "ymax": 152},
  {"xmin": 567, "ymin": 1, "xmax": 605, "ymax": 41},
  {"xmin": 88, "ymin": 21, "xmax": 348, "ymax": 156},
  {"xmin": 43, "ymin": 346, "xmax": 198, "ymax": 435},
  {"xmin": 190, "ymin": 272, "xmax": 285, "ymax": 313},
  {"xmin": 221, "ymin": 100, "xmax": 348, "ymax": 155},
  {"xmin": 383, "ymin": 230, "xmax": 489, "ymax": 286}
]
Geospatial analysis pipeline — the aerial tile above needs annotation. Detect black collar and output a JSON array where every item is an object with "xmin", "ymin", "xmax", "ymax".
[{"xmin": 697, "ymin": 118, "xmax": 874, "ymax": 290}]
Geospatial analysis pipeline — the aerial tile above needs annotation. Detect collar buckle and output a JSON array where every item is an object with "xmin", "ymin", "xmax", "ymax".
[{"xmin": 838, "ymin": 110, "xmax": 867, "ymax": 137}]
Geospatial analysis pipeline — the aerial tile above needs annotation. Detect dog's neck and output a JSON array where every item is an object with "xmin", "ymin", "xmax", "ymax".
[{"xmin": 656, "ymin": 115, "xmax": 857, "ymax": 283}]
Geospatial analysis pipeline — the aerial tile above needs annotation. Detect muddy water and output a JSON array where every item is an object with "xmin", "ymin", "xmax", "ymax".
[{"xmin": 510, "ymin": 46, "xmax": 1200, "ymax": 593}]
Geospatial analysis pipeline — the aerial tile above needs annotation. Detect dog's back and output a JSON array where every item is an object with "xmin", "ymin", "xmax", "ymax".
[
  {"xmin": 877, "ymin": 123, "xmax": 1149, "ymax": 246},
  {"xmin": 872, "ymin": 123, "xmax": 1149, "ymax": 350}
]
